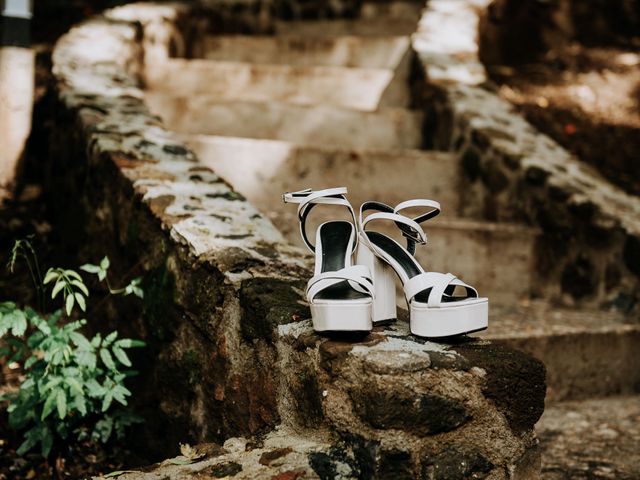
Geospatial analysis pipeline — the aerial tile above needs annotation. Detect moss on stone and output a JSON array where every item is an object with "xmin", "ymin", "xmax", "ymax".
[
  {"xmin": 351, "ymin": 388, "xmax": 470, "ymax": 434},
  {"xmin": 456, "ymin": 342, "xmax": 546, "ymax": 433},
  {"xmin": 179, "ymin": 348, "xmax": 202, "ymax": 387},
  {"xmin": 143, "ymin": 262, "xmax": 177, "ymax": 342},
  {"xmin": 239, "ymin": 277, "xmax": 309, "ymax": 341}
]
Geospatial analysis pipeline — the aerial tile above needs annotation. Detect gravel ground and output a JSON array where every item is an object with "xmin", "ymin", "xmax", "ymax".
[{"xmin": 538, "ymin": 395, "xmax": 640, "ymax": 479}]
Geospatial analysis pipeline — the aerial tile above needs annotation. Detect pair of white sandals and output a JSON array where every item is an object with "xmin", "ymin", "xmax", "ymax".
[{"xmin": 283, "ymin": 187, "xmax": 488, "ymax": 338}]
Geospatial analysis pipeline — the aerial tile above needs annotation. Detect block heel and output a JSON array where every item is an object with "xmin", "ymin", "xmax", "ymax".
[
  {"xmin": 283, "ymin": 188, "xmax": 374, "ymax": 333},
  {"xmin": 357, "ymin": 199, "xmax": 489, "ymax": 338},
  {"xmin": 356, "ymin": 240, "xmax": 397, "ymax": 325}
]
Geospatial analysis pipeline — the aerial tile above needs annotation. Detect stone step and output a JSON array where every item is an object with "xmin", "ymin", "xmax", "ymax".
[
  {"xmin": 181, "ymin": 134, "xmax": 537, "ymax": 304},
  {"xmin": 537, "ymin": 395, "xmax": 640, "ymax": 479},
  {"xmin": 56, "ymin": 6, "xmax": 547, "ymax": 478},
  {"xmin": 260, "ymin": 321, "xmax": 545, "ymax": 480},
  {"xmin": 274, "ymin": 18, "xmax": 419, "ymax": 37},
  {"xmin": 416, "ymin": 218, "xmax": 537, "ymax": 305},
  {"xmin": 145, "ymin": 93, "xmax": 424, "ymax": 150},
  {"xmin": 95, "ymin": 322, "xmax": 547, "ymax": 479},
  {"xmin": 484, "ymin": 302, "xmax": 640, "ymax": 402},
  {"xmin": 180, "ymin": 134, "xmax": 461, "ymax": 212},
  {"xmin": 144, "ymin": 59, "xmax": 409, "ymax": 111},
  {"xmin": 198, "ymin": 35, "xmax": 411, "ymax": 70}
]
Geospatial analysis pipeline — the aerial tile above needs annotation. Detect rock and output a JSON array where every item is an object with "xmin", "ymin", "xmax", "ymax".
[
  {"xmin": 421, "ymin": 446, "xmax": 493, "ymax": 480},
  {"xmin": 378, "ymin": 449, "xmax": 414, "ymax": 480},
  {"xmin": 319, "ymin": 333, "xmax": 384, "ymax": 374},
  {"xmin": 239, "ymin": 278, "xmax": 310, "ymax": 342},
  {"xmin": 260, "ymin": 448, "xmax": 294, "ymax": 466},
  {"xmin": 351, "ymin": 388, "xmax": 470, "ymax": 434},
  {"xmin": 455, "ymin": 342, "xmax": 546, "ymax": 433},
  {"xmin": 209, "ymin": 461, "xmax": 243, "ymax": 477}
]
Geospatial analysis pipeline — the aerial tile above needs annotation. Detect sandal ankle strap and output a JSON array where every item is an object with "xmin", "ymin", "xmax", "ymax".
[
  {"xmin": 283, "ymin": 187, "xmax": 358, "ymax": 253},
  {"xmin": 359, "ymin": 199, "xmax": 441, "ymax": 255}
]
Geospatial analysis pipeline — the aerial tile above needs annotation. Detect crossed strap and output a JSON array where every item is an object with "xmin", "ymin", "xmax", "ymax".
[
  {"xmin": 359, "ymin": 199, "xmax": 441, "ymax": 255},
  {"xmin": 306, "ymin": 265, "xmax": 374, "ymax": 302},
  {"xmin": 283, "ymin": 187, "xmax": 358, "ymax": 253},
  {"xmin": 404, "ymin": 272, "xmax": 478, "ymax": 307}
]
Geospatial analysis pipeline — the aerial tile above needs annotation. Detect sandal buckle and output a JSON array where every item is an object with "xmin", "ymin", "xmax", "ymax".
[{"xmin": 402, "ymin": 230, "xmax": 427, "ymax": 245}]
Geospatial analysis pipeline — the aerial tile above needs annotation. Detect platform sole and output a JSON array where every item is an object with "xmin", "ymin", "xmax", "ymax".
[
  {"xmin": 311, "ymin": 301, "xmax": 373, "ymax": 332},
  {"xmin": 410, "ymin": 299, "xmax": 488, "ymax": 338}
]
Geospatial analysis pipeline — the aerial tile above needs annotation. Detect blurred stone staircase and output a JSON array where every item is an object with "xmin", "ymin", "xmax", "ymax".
[
  {"xmin": 143, "ymin": 0, "xmax": 638, "ymax": 390},
  {"xmin": 135, "ymin": 0, "xmax": 640, "ymax": 477},
  {"xmin": 144, "ymin": 11, "xmax": 539, "ymax": 308}
]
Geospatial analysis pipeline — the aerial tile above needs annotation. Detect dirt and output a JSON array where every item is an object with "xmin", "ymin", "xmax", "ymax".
[{"xmin": 488, "ymin": 42, "xmax": 640, "ymax": 196}]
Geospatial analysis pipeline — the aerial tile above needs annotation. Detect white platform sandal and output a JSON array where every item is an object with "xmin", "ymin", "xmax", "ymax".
[
  {"xmin": 283, "ymin": 188, "xmax": 374, "ymax": 332},
  {"xmin": 355, "ymin": 199, "xmax": 488, "ymax": 337}
]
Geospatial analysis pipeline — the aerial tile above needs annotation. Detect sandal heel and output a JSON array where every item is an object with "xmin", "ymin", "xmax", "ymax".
[
  {"xmin": 357, "ymin": 199, "xmax": 488, "ymax": 338},
  {"xmin": 283, "ymin": 188, "xmax": 375, "ymax": 333},
  {"xmin": 356, "ymin": 241, "xmax": 397, "ymax": 325}
]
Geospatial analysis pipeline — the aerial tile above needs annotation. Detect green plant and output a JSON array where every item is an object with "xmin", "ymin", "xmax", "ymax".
[
  {"xmin": 8, "ymin": 236, "xmax": 45, "ymax": 311},
  {"xmin": 0, "ymin": 242, "xmax": 146, "ymax": 457}
]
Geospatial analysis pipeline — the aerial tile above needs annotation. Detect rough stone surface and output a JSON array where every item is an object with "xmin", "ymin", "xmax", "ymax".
[
  {"xmin": 537, "ymin": 395, "xmax": 640, "ymax": 480},
  {"xmin": 49, "ymin": 2, "xmax": 546, "ymax": 477},
  {"xmin": 454, "ymin": 341, "xmax": 546, "ymax": 433},
  {"xmin": 351, "ymin": 388, "xmax": 470, "ymax": 434},
  {"xmin": 483, "ymin": 301, "xmax": 640, "ymax": 402},
  {"xmin": 414, "ymin": 0, "xmax": 640, "ymax": 309},
  {"xmin": 279, "ymin": 321, "xmax": 545, "ymax": 478},
  {"xmin": 421, "ymin": 445, "xmax": 493, "ymax": 480}
]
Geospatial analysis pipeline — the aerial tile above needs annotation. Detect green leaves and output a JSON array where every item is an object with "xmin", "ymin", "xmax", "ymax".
[
  {"xmin": 124, "ymin": 278, "xmax": 144, "ymax": 299},
  {"xmin": 112, "ymin": 346, "xmax": 131, "ymax": 367},
  {"xmin": 65, "ymin": 377, "xmax": 83, "ymax": 396},
  {"xmin": 100, "ymin": 348, "xmax": 116, "ymax": 371},
  {"xmin": 80, "ymin": 256, "xmax": 109, "ymax": 282},
  {"xmin": 85, "ymin": 379, "xmax": 106, "ymax": 398},
  {"xmin": 80, "ymin": 257, "xmax": 144, "ymax": 299},
  {"xmin": 74, "ymin": 293, "xmax": 86, "ymax": 312},
  {"xmin": 0, "ymin": 309, "xmax": 28, "ymax": 337},
  {"xmin": 4, "ymin": 318, "xmax": 146, "ymax": 455},
  {"xmin": 16, "ymin": 424, "xmax": 54, "ymax": 457},
  {"xmin": 0, "ymin": 304, "xmax": 28, "ymax": 338},
  {"xmin": 56, "ymin": 390, "xmax": 67, "ymax": 419},
  {"xmin": 65, "ymin": 294, "xmax": 75, "ymax": 316},
  {"xmin": 45, "ymin": 267, "xmax": 88, "ymax": 316},
  {"xmin": 114, "ymin": 338, "xmax": 146, "ymax": 348},
  {"xmin": 1, "ymin": 253, "xmax": 147, "ymax": 459},
  {"xmin": 41, "ymin": 390, "xmax": 58, "ymax": 421}
]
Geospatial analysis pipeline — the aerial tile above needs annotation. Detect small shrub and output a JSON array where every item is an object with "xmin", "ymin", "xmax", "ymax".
[{"xmin": 0, "ymin": 240, "xmax": 146, "ymax": 457}]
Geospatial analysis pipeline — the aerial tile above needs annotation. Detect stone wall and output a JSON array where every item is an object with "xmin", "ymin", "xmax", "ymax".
[
  {"xmin": 415, "ymin": 0, "xmax": 640, "ymax": 309},
  {"xmin": 46, "ymin": 2, "xmax": 546, "ymax": 477}
]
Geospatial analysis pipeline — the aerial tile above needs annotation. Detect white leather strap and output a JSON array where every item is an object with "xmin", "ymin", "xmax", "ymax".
[
  {"xmin": 306, "ymin": 265, "xmax": 374, "ymax": 302},
  {"xmin": 394, "ymin": 199, "xmax": 441, "ymax": 224},
  {"xmin": 358, "ymin": 199, "xmax": 441, "ymax": 255},
  {"xmin": 283, "ymin": 187, "xmax": 357, "ymax": 253},
  {"xmin": 404, "ymin": 272, "xmax": 478, "ymax": 307},
  {"xmin": 361, "ymin": 212, "xmax": 428, "ymax": 245}
]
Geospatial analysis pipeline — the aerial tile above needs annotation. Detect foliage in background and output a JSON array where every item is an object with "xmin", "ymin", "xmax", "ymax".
[{"xmin": 0, "ymin": 240, "xmax": 145, "ymax": 457}]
